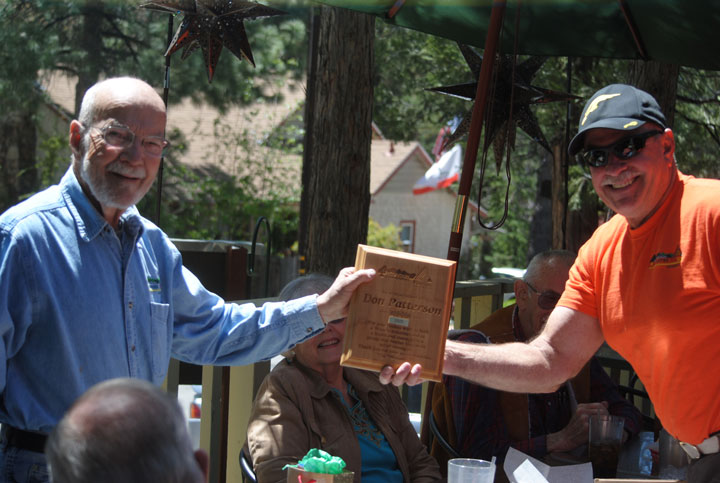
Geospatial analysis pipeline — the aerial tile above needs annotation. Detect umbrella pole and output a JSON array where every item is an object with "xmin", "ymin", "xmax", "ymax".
[
  {"xmin": 420, "ymin": 0, "xmax": 508, "ymax": 453},
  {"xmin": 155, "ymin": 14, "xmax": 173, "ymax": 226},
  {"xmin": 446, "ymin": 0, "xmax": 506, "ymax": 263}
]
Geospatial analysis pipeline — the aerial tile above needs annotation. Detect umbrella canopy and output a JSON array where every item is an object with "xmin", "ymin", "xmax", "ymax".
[{"xmin": 319, "ymin": 0, "xmax": 720, "ymax": 70}]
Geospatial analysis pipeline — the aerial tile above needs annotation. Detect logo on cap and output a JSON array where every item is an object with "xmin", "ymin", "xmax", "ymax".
[{"xmin": 582, "ymin": 93, "xmax": 621, "ymax": 126}]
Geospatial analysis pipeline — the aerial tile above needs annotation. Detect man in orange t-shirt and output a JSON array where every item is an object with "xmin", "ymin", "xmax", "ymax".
[{"xmin": 381, "ymin": 85, "xmax": 720, "ymax": 482}]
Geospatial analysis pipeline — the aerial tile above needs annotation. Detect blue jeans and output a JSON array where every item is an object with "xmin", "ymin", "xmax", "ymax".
[{"xmin": 0, "ymin": 443, "xmax": 49, "ymax": 483}]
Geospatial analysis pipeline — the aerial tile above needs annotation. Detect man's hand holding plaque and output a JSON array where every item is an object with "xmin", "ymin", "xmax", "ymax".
[{"xmin": 340, "ymin": 245, "xmax": 456, "ymax": 382}]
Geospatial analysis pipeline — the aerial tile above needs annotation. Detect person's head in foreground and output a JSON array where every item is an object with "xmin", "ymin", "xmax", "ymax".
[
  {"xmin": 514, "ymin": 249, "xmax": 576, "ymax": 337},
  {"xmin": 45, "ymin": 378, "xmax": 208, "ymax": 483},
  {"xmin": 69, "ymin": 76, "xmax": 168, "ymax": 228},
  {"xmin": 568, "ymin": 83, "xmax": 676, "ymax": 229}
]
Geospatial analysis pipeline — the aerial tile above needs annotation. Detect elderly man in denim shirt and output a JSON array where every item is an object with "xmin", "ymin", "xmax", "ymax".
[{"xmin": 0, "ymin": 77, "xmax": 375, "ymax": 482}]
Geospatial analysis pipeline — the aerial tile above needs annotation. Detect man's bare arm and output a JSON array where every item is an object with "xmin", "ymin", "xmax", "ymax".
[{"xmin": 381, "ymin": 307, "xmax": 604, "ymax": 392}]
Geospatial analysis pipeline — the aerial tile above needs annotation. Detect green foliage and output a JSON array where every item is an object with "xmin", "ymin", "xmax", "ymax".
[
  {"xmin": 138, "ymin": 115, "xmax": 301, "ymax": 254},
  {"xmin": 1, "ymin": 1, "xmax": 308, "ymax": 114},
  {"xmin": 2, "ymin": 0, "xmax": 308, "ymax": 249},
  {"xmin": 35, "ymin": 135, "xmax": 69, "ymax": 188},
  {"xmin": 367, "ymin": 217, "xmax": 402, "ymax": 251},
  {"xmin": 477, "ymin": 136, "xmax": 542, "ymax": 272},
  {"xmin": 0, "ymin": 2, "xmax": 47, "ymax": 114},
  {"xmin": 674, "ymin": 68, "xmax": 720, "ymax": 178},
  {"xmin": 373, "ymin": 21, "xmax": 468, "ymax": 150}
]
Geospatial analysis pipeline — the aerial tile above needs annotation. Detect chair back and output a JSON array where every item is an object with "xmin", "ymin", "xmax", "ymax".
[{"xmin": 240, "ymin": 447, "xmax": 257, "ymax": 483}]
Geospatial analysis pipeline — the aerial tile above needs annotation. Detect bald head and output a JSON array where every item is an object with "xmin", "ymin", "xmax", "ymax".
[
  {"xmin": 46, "ymin": 378, "xmax": 207, "ymax": 483},
  {"xmin": 524, "ymin": 250, "xmax": 576, "ymax": 285},
  {"xmin": 515, "ymin": 250, "xmax": 576, "ymax": 338},
  {"xmin": 65, "ymin": 379, "xmax": 160, "ymax": 433},
  {"xmin": 77, "ymin": 77, "xmax": 165, "ymax": 133}
]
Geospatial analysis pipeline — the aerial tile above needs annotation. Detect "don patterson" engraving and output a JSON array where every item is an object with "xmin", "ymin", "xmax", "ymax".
[{"xmin": 362, "ymin": 293, "xmax": 442, "ymax": 315}]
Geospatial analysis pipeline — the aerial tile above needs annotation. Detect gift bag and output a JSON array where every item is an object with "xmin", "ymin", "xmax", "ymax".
[{"xmin": 286, "ymin": 466, "xmax": 354, "ymax": 483}]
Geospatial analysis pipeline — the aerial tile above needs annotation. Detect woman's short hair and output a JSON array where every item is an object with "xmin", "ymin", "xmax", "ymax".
[{"xmin": 278, "ymin": 273, "xmax": 334, "ymax": 302}]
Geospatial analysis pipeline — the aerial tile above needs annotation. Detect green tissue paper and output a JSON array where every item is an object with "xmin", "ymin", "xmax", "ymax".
[{"xmin": 283, "ymin": 448, "xmax": 346, "ymax": 475}]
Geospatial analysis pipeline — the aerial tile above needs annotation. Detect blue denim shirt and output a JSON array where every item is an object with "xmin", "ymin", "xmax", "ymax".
[{"xmin": 0, "ymin": 168, "xmax": 325, "ymax": 433}]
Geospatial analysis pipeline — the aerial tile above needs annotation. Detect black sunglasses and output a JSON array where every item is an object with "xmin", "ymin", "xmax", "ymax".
[
  {"xmin": 578, "ymin": 130, "xmax": 663, "ymax": 168},
  {"xmin": 525, "ymin": 281, "xmax": 561, "ymax": 310}
]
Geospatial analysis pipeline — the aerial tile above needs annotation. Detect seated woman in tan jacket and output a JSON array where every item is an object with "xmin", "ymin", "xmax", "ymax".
[{"xmin": 245, "ymin": 274, "xmax": 441, "ymax": 483}]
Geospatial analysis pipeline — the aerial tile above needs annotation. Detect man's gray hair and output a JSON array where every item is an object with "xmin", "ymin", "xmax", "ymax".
[
  {"xmin": 524, "ymin": 249, "xmax": 576, "ymax": 285},
  {"xmin": 46, "ymin": 378, "xmax": 204, "ymax": 483}
]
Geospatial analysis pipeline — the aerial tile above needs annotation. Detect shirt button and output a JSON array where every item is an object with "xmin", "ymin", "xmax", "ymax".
[
  {"xmin": 306, "ymin": 327, "xmax": 312, "ymax": 333},
  {"xmin": 131, "ymin": 345, "xmax": 136, "ymax": 352},
  {"xmin": 128, "ymin": 301, "xmax": 134, "ymax": 309}
]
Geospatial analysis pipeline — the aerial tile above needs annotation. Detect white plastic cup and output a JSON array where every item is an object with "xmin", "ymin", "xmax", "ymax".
[{"xmin": 448, "ymin": 458, "xmax": 496, "ymax": 483}]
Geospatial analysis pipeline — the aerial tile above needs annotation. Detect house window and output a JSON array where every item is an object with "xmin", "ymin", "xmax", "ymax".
[{"xmin": 399, "ymin": 220, "xmax": 415, "ymax": 253}]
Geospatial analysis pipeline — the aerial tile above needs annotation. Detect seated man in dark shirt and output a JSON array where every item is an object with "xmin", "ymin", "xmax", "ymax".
[{"xmin": 432, "ymin": 250, "xmax": 642, "ymax": 480}]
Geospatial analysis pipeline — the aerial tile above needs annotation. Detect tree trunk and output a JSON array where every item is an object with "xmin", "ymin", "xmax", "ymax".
[
  {"xmin": 0, "ymin": 112, "xmax": 38, "ymax": 211},
  {"xmin": 300, "ymin": 6, "xmax": 374, "ymax": 275},
  {"xmin": 74, "ymin": 2, "xmax": 105, "ymax": 116},
  {"xmin": 629, "ymin": 61, "xmax": 680, "ymax": 128}
]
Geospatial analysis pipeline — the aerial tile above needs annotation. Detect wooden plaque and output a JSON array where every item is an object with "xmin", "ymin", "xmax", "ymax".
[{"xmin": 340, "ymin": 244, "xmax": 456, "ymax": 382}]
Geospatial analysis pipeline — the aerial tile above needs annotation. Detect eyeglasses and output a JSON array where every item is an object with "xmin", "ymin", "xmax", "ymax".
[
  {"xmin": 524, "ymin": 280, "xmax": 561, "ymax": 310},
  {"xmin": 92, "ymin": 124, "xmax": 169, "ymax": 157},
  {"xmin": 578, "ymin": 130, "xmax": 663, "ymax": 168}
]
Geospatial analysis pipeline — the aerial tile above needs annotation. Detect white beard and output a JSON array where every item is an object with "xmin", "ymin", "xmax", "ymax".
[{"xmin": 80, "ymin": 152, "xmax": 147, "ymax": 210}]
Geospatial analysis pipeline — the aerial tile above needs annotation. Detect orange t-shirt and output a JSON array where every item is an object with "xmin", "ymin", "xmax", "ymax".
[{"xmin": 558, "ymin": 172, "xmax": 720, "ymax": 444}]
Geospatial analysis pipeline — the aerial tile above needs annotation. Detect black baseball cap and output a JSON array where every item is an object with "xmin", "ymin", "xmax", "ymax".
[{"xmin": 568, "ymin": 84, "xmax": 667, "ymax": 156}]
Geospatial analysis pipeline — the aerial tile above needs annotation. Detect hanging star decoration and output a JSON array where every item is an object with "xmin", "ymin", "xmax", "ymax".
[
  {"xmin": 140, "ymin": 0, "xmax": 286, "ymax": 82},
  {"xmin": 428, "ymin": 44, "xmax": 578, "ymax": 166}
]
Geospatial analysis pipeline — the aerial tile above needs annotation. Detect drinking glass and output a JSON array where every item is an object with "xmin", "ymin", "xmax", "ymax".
[{"xmin": 588, "ymin": 414, "xmax": 625, "ymax": 477}]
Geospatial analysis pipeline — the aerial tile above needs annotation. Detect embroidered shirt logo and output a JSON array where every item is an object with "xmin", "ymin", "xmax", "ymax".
[
  {"xmin": 147, "ymin": 276, "xmax": 162, "ymax": 292},
  {"xmin": 649, "ymin": 246, "xmax": 682, "ymax": 269}
]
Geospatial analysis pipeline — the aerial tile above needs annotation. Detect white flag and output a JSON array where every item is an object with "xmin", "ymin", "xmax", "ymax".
[{"xmin": 413, "ymin": 144, "xmax": 462, "ymax": 195}]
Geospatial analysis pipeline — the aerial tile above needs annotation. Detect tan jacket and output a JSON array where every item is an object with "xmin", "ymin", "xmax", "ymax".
[{"xmin": 246, "ymin": 358, "xmax": 441, "ymax": 483}]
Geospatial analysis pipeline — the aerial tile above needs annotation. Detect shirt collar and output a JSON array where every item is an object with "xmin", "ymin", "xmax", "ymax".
[
  {"xmin": 289, "ymin": 358, "xmax": 384, "ymax": 400},
  {"xmin": 511, "ymin": 305, "xmax": 528, "ymax": 342},
  {"xmin": 60, "ymin": 167, "xmax": 143, "ymax": 242}
]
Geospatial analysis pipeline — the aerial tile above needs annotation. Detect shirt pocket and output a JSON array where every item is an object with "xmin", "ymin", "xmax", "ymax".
[
  {"xmin": 150, "ymin": 301, "xmax": 172, "ymax": 380},
  {"xmin": 310, "ymin": 407, "xmax": 346, "ymax": 450}
]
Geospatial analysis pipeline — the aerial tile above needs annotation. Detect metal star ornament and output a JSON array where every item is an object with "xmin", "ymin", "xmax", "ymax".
[
  {"xmin": 140, "ymin": 0, "xmax": 286, "ymax": 82},
  {"xmin": 428, "ymin": 44, "xmax": 578, "ymax": 165}
]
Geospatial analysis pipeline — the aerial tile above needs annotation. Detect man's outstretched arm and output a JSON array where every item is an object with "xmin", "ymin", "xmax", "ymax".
[{"xmin": 380, "ymin": 307, "xmax": 604, "ymax": 394}]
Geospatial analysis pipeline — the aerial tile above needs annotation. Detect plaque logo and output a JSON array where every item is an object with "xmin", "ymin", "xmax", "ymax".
[{"xmin": 377, "ymin": 265, "xmax": 432, "ymax": 285}]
